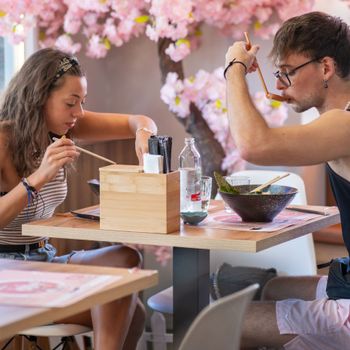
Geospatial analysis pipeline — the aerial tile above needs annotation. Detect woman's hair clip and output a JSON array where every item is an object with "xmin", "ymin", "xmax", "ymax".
[{"xmin": 53, "ymin": 56, "xmax": 79, "ymax": 83}]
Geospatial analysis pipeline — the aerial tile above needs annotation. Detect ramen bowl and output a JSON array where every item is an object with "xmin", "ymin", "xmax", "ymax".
[{"xmin": 220, "ymin": 184, "xmax": 297, "ymax": 222}]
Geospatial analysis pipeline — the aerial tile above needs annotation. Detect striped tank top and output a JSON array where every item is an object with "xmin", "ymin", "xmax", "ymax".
[{"xmin": 0, "ymin": 168, "xmax": 67, "ymax": 245}]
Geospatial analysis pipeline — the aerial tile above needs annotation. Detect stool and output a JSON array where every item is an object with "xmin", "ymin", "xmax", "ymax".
[{"xmin": 1, "ymin": 324, "xmax": 92, "ymax": 350}]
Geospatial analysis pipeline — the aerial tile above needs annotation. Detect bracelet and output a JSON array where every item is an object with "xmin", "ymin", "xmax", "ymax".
[
  {"xmin": 136, "ymin": 127, "xmax": 155, "ymax": 135},
  {"xmin": 21, "ymin": 178, "xmax": 38, "ymax": 205},
  {"xmin": 223, "ymin": 58, "xmax": 247, "ymax": 79}
]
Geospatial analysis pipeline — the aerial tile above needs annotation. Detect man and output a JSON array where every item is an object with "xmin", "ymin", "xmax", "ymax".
[{"xmin": 225, "ymin": 11, "xmax": 350, "ymax": 349}]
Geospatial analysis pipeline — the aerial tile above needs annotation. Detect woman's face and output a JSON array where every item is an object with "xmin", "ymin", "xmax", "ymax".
[{"xmin": 44, "ymin": 75, "xmax": 87, "ymax": 136}]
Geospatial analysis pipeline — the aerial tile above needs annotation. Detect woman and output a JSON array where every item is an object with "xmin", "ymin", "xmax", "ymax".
[{"xmin": 0, "ymin": 48, "xmax": 157, "ymax": 349}]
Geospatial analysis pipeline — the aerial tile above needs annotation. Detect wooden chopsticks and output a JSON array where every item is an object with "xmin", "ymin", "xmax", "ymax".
[
  {"xmin": 244, "ymin": 32, "xmax": 286, "ymax": 102},
  {"xmin": 249, "ymin": 173, "xmax": 290, "ymax": 193},
  {"xmin": 52, "ymin": 137, "xmax": 116, "ymax": 165}
]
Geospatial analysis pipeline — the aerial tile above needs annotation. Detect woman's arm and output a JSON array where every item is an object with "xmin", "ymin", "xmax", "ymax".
[
  {"xmin": 72, "ymin": 111, "xmax": 158, "ymax": 163},
  {"xmin": 0, "ymin": 136, "xmax": 79, "ymax": 229}
]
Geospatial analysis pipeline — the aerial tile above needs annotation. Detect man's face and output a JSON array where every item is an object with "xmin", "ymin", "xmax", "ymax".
[{"xmin": 274, "ymin": 53, "xmax": 324, "ymax": 113}]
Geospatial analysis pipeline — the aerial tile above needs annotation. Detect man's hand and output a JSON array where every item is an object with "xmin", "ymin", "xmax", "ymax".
[{"xmin": 225, "ymin": 41, "xmax": 260, "ymax": 74}]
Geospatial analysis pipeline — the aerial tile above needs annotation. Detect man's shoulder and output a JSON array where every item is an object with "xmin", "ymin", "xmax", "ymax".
[{"xmin": 319, "ymin": 108, "xmax": 350, "ymax": 120}]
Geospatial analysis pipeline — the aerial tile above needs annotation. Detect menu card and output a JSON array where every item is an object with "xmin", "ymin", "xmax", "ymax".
[{"xmin": 0, "ymin": 269, "xmax": 122, "ymax": 307}]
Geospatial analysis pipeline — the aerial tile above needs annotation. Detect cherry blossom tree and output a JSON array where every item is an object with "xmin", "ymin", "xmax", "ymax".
[{"xmin": 0, "ymin": 0, "xmax": 314, "ymax": 180}]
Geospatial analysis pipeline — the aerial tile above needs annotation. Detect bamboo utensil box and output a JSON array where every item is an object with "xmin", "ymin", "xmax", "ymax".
[{"xmin": 99, "ymin": 164, "xmax": 180, "ymax": 233}]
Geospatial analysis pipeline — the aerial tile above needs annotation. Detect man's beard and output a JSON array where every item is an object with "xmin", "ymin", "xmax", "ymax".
[
  {"xmin": 292, "ymin": 104, "xmax": 310, "ymax": 113},
  {"xmin": 291, "ymin": 95, "xmax": 324, "ymax": 113}
]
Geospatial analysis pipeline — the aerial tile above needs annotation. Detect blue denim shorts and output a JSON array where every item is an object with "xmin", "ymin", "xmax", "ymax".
[{"xmin": 0, "ymin": 243, "xmax": 57, "ymax": 262}]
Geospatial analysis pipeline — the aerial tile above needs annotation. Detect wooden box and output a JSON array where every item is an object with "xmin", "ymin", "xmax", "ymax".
[{"xmin": 99, "ymin": 164, "xmax": 180, "ymax": 233}]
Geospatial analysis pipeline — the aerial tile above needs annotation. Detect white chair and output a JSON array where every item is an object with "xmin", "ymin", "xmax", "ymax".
[
  {"xmin": 1, "ymin": 324, "xmax": 92, "ymax": 350},
  {"xmin": 211, "ymin": 170, "xmax": 317, "ymax": 276},
  {"xmin": 1, "ymin": 324, "xmax": 149, "ymax": 350},
  {"xmin": 179, "ymin": 283, "xmax": 259, "ymax": 350}
]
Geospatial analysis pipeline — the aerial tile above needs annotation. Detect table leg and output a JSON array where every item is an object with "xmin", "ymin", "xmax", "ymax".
[{"xmin": 173, "ymin": 247, "xmax": 209, "ymax": 348}]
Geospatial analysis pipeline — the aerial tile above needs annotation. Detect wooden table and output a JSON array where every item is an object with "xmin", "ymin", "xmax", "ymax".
[
  {"xmin": 23, "ymin": 201, "xmax": 340, "ymax": 347},
  {"xmin": 0, "ymin": 259, "xmax": 158, "ymax": 341}
]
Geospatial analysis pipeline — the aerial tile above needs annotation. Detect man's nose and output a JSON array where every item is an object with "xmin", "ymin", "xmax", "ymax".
[{"xmin": 275, "ymin": 77, "xmax": 288, "ymax": 91}]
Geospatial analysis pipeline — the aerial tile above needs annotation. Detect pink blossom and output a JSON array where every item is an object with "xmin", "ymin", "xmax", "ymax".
[
  {"xmin": 83, "ymin": 12, "xmax": 99, "ymax": 27},
  {"xmin": 131, "ymin": 245, "xmax": 172, "ymax": 266},
  {"xmin": 276, "ymin": 0, "xmax": 315, "ymax": 21},
  {"xmin": 222, "ymin": 150, "xmax": 247, "ymax": 174},
  {"xmin": 160, "ymin": 72, "xmax": 191, "ymax": 118},
  {"xmin": 165, "ymin": 41, "xmax": 191, "ymax": 62},
  {"xmin": 153, "ymin": 246, "xmax": 172, "ymax": 266},
  {"xmin": 86, "ymin": 34, "xmax": 108, "ymax": 58},
  {"xmin": 63, "ymin": 12, "xmax": 82, "ymax": 34},
  {"xmin": 0, "ymin": 0, "xmax": 314, "ymax": 60},
  {"xmin": 254, "ymin": 22, "xmax": 280, "ymax": 40},
  {"xmin": 55, "ymin": 34, "xmax": 82, "ymax": 55}
]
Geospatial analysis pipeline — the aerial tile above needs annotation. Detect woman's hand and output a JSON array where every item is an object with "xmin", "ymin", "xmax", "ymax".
[
  {"xmin": 135, "ymin": 129, "xmax": 152, "ymax": 165},
  {"xmin": 30, "ymin": 138, "xmax": 80, "ymax": 188},
  {"xmin": 225, "ymin": 41, "xmax": 260, "ymax": 74}
]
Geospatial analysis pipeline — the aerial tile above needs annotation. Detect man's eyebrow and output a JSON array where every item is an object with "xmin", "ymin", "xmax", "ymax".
[{"xmin": 277, "ymin": 64, "xmax": 293, "ymax": 69}]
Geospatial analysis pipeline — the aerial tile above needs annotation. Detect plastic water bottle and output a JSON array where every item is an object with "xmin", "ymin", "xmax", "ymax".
[{"xmin": 179, "ymin": 138, "xmax": 202, "ymax": 213}]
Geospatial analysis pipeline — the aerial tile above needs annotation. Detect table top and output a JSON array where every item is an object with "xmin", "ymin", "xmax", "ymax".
[
  {"xmin": 0, "ymin": 259, "xmax": 158, "ymax": 341},
  {"xmin": 22, "ymin": 201, "xmax": 340, "ymax": 253}
]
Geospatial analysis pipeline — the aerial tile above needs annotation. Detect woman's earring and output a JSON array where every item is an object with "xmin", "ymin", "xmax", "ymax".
[{"xmin": 323, "ymin": 80, "xmax": 329, "ymax": 89}]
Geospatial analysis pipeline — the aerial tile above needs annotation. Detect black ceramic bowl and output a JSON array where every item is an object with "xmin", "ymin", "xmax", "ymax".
[
  {"xmin": 220, "ymin": 184, "xmax": 297, "ymax": 222},
  {"xmin": 87, "ymin": 179, "xmax": 100, "ymax": 196}
]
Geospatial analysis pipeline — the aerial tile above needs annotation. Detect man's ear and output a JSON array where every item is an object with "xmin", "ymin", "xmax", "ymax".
[{"xmin": 321, "ymin": 56, "xmax": 336, "ymax": 80}]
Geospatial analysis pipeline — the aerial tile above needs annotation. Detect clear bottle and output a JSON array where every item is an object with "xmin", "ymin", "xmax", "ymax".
[{"xmin": 178, "ymin": 137, "xmax": 202, "ymax": 213}]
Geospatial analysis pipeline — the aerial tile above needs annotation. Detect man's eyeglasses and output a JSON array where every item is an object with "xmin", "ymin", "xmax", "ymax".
[{"xmin": 273, "ymin": 57, "xmax": 321, "ymax": 87}]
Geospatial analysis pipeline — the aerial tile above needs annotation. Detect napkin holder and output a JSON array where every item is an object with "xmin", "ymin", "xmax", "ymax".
[{"xmin": 99, "ymin": 164, "xmax": 180, "ymax": 233}]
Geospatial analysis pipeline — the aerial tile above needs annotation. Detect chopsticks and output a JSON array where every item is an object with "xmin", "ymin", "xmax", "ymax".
[
  {"xmin": 244, "ymin": 32, "xmax": 286, "ymax": 102},
  {"xmin": 286, "ymin": 205, "xmax": 332, "ymax": 216},
  {"xmin": 52, "ymin": 137, "xmax": 116, "ymax": 165},
  {"xmin": 249, "ymin": 173, "xmax": 290, "ymax": 193}
]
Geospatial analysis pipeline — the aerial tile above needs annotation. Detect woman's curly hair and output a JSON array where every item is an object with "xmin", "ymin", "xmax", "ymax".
[{"xmin": 0, "ymin": 48, "xmax": 84, "ymax": 177}]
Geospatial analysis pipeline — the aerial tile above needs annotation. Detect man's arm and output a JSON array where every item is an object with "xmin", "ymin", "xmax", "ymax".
[{"xmin": 225, "ymin": 44, "xmax": 350, "ymax": 166}]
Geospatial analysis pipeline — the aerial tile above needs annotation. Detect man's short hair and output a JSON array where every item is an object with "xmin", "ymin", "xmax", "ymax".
[{"xmin": 270, "ymin": 11, "xmax": 350, "ymax": 78}]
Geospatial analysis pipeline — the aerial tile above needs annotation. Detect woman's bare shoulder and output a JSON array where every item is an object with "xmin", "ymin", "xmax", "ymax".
[{"xmin": 0, "ymin": 122, "xmax": 11, "ymax": 165}]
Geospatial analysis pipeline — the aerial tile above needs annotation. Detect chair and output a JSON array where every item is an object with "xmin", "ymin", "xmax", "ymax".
[
  {"xmin": 178, "ymin": 283, "xmax": 259, "ymax": 350},
  {"xmin": 1, "ymin": 324, "xmax": 92, "ymax": 350},
  {"xmin": 146, "ymin": 170, "xmax": 317, "ymax": 349}
]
